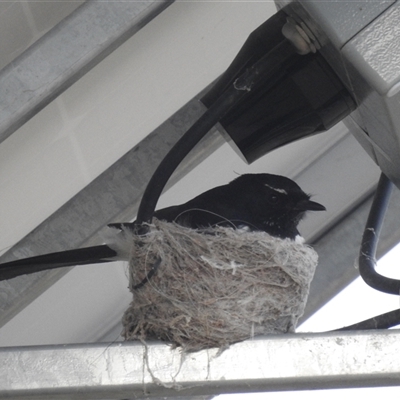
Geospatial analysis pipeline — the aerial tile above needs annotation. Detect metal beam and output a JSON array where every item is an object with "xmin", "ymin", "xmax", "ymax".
[
  {"xmin": 0, "ymin": 100, "xmax": 224, "ymax": 329},
  {"xmin": 0, "ymin": 0, "xmax": 173, "ymax": 145},
  {"xmin": 1, "ymin": 330, "xmax": 400, "ymax": 399}
]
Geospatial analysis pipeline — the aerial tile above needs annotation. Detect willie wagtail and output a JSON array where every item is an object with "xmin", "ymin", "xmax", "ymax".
[{"xmin": 0, "ymin": 173, "xmax": 325, "ymax": 280}]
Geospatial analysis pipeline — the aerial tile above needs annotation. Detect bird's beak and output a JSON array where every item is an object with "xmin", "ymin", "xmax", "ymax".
[{"xmin": 296, "ymin": 199, "xmax": 326, "ymax": 212}]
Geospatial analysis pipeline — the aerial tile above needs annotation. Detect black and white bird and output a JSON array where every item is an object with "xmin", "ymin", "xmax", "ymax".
[
  {"xmin": 0, "ymin": 173, "xmax": 325, "ymax": 280},
  {"xmin": 154, "ymin": 173, "xmax": 325, "ymax": 239}
]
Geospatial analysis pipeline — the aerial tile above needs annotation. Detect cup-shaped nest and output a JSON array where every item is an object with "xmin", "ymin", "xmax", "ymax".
[{"xmin": 121, "ymin": 219, "xmax": 318, "ymax": 351}]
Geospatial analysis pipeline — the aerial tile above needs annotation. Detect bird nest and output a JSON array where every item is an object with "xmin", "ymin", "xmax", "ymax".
[{"xmin": 121, "ymin": 219, "xmax": 318, "ymax": 351}]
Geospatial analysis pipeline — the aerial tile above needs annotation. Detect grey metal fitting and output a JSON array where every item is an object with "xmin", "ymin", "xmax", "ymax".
[{"xmin": 282, "ymin": 17, "xmax": 319, "ymax": 55}]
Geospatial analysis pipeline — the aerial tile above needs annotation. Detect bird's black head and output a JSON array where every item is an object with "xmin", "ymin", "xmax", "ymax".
[{"xmin": 228, "ymin": 174, "xmax": 325, "ymax": 239}]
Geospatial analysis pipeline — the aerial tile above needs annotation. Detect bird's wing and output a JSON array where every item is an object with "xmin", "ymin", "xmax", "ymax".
[{"xmin": 154, "ymin": 198, "xmax": 251, "ymax": 230}]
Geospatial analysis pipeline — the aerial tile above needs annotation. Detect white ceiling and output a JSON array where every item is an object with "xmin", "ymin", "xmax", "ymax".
[{"xmin": 0, "ymin": 1, "xmax": 381, "ymax": 348}]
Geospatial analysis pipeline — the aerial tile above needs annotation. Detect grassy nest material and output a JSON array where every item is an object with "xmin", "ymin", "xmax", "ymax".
[{"xmin": 121, "ymin": 219, "xmax": 318, "ymax": 351}]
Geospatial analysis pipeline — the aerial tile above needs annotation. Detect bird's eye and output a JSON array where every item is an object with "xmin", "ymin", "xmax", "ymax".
[{"xmin": 269, "ymin": 195, "xmax": 279, "ymax": 204}]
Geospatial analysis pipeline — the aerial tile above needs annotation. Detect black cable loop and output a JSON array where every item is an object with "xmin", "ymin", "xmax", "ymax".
[
  {"xmin": 359, "ymin": 173, "xmax": 400, "ymax": 295},
  {"xmin": 131, "ymin": 39, "xmax": 300, "ymax": 289}
]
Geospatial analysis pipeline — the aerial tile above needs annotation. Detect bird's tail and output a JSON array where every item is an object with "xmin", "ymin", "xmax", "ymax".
[{"xmin": 0, "ymin": 245, "xmax": 118, "ymax": 281}]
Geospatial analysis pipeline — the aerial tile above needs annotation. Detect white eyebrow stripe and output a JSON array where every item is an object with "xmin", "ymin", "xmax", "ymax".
[{"xmin": 264, "ymin": 184, "xmax": 288, "ymax": 195}]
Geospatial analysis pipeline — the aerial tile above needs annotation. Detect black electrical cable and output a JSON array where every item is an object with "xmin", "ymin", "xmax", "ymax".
[
  {"xmin": 136, "ymin": 39, "xmax": 299, "ymax": 226},
  {"xmin": 358, "ymin": 173, "xmax": 400, "ymax": 295},
  {"xmin": 335, "ymin": 308, "xmax": 400, "ymax": 331},
  {"xmin": 132, "ymin": 258, "xmax": 162, "ymax": 290}
]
